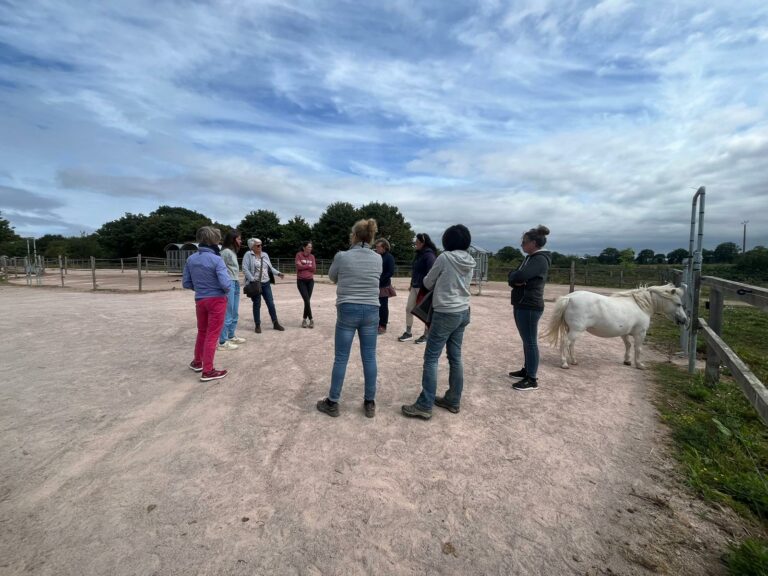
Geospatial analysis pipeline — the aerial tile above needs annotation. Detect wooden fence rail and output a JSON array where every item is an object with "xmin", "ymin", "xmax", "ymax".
[{"xmin": 700, "ymin": 276, "xmax": 768, "ymax": 425}]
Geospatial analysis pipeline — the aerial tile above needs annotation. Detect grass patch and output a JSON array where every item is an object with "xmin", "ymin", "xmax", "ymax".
[{"xmin": 651, "ymin": 363, "xmax": 768, "ymax": 574}]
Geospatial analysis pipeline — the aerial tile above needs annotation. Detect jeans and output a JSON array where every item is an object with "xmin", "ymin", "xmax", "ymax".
[
  {"xmin": 513, "ymin": 307, "xmax": 543, "ymax": 379},
  {"xmin": 297, "ymin": 279, "xmax": 314, "ymax": 319},
  {"xmin": 378, "ymin": 296, "xmax": 389, "ymax": 327},
  {"xmin": 328, "ymin": 303, "xmax": 379, "ymax": 402},
  {"xmin": 416, "ymin": 309, "xmax": 471, "ymax": 411},
  {"xmin": 219, "ymin": 280, "xmax": 240, "ymax": 343},
  {"xmin": 194, "ymin": 296, "xmax": 227, "ymax": 372},
  {"xmin": 251, "ymin": 281, "xmax": 278, "ymax": 326}
]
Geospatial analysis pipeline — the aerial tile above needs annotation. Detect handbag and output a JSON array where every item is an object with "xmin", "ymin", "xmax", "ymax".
[
  {"xmin": 412, "ymin": 287, "xmax": 434, "ymax": 325},
  {"xmin": 243, "ymin": 256, "xmax": 264, "ymax": 298},
  {"xmin": 379, "ymin": 285, "xmax": 397, "ymax": 298}
]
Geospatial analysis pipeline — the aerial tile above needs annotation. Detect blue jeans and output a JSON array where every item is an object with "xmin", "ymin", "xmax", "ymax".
[
  {"xmin": 328, "ymin": 303, "xmax": 379, "ymax": 402},
  {"xmin": 219, "ymin": 280, "xmax": 240, "ymax": 343},
  {"xmin": 416, "ymin": 309, "xmax": 471, "ymax": 411},
  {"xmin": 513, "ymin": 307, "xmax": 543, "ymax": 379},
  {"xmin": 251, "ymin": 281, "xmax": 278, "ymax": 326}
]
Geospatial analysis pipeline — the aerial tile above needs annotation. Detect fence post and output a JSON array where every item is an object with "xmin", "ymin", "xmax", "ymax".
[
  {"xmin": 91, "ymin": 256, "xmax": 97, "ymax": 290},
  {"xmin": 59, "ymin": 255, "xmax": 64, "ymax": 287},
  {"xmin": 121, "ymin": 258, "xmax": 124, "ymax": 273},
  {"xmin": 138, "ymin": 254, "xmax": 143, "ymax": 291},
  {"xmin": 705, "ymin": 287, "xmax": 724, "ymax": 385},
  {"xmin": 569, "ymin": 260, "xmax": 575, "ymax": 293},
  {"xmin": 584, "ymin": 267, "xmax": 588, "ymax": 286},
  {"xmin": 64, "ymin": 256, "xmax": 68, "ymax": 275}
]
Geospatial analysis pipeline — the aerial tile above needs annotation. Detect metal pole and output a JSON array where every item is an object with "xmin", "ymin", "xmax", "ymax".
[
  {"xmin": 741, "ymin": 220, "xmax": 748, "ymax": 253},
  {"xmin": 59, "ymin": 255, "xmax": 64, "ymax": 287},
  {"xmin": 687, "ymin": 187, "xmax": 705, "ymax": 374},
  {"xmin": 569, "ymin": 260, "xmax": 575, "ymax": 293},
  {"xmin": 138, "ymin": 254, "xmax": 143, "ymax": 291},
  {"xmin": 91, "ymin": 256, "xmax": 97, "ymax": 290}
]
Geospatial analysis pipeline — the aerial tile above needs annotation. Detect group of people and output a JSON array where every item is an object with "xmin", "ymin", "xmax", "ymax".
[{"xmin": 182, "ymin": 221, "xmax": 551, "ymax": 415}]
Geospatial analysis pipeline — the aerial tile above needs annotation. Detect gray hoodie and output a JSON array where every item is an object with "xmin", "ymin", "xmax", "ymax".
[{"xmin": 422, "ymin": 250, "xmax": 476, "ymax": 313}]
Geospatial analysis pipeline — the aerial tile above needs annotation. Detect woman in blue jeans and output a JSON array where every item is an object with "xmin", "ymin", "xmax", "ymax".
[
  {"xmin": 217, "ymin": 230, "xmax": 246, "ymax": 350},
  {"xmin": 242, "ymin": 238, "xmax": 285, "ymax": 333},
  {"xmin": 316, "ymin": 218, "xmax": 382, "ymax": 419},
  {"xmin": 507, "ymin": 225, "xmax": 551, "ymax": 391},
  {"xmin": 402, "ymin": 224, "xmax": 476, "ymax": 420}
]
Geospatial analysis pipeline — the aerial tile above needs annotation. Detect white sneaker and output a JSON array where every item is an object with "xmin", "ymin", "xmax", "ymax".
[
  {"xmin": 217, "ymin": 341, "xmax": 239, "ymax": 351},
  {"xmin": 228, "ymin": 337, "xmax": 246, "ymax": 344}
]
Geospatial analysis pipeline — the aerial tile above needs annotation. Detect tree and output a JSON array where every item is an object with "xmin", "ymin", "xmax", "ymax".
[
  {"xmin": 635, "ymin": 249, "xmax": 655, "ymax": 265},
  {"xmin": 666, "ymin": 248, "xmax": 689, "ymax": 265},
  {"xmin": 96, "ymin": 212, "xmax": 147, "ymax": 258},
  {"xmin": 271, "ymin": 215, "xmax": 312, "ymax": 258},
  {"xmin": 713, "ymin": 242, "xmax": 740, "ymax": 263},
  {"xmin": 356, "ymin": 202, "xmax": 415, "ymax": 262},
  {"xmin": 312, "ymin": 202, "xmax": 358, "ymax": 259},
  {"xmin": 618, "ymin": 248, "xmax": 636, "ymax": 267},
  {"xmin": 0, "ymin": 211, "xmax": 19, "ymax": 244},
  {"xmin": 238, "ymin": 210, "xmax": 282, "ymax": 250},
  {"xmin": 652, "ymin": 253, "xmax": 666, "ymax": 264},
  {"xmin": 495, "ymin": 246, "xmax": 523, "ymax": 262},
  {"xmin": 734, "ymin": 246, "xmax": 768, "ymax": 281},
  {"xmin": 598, "ymin": 247, "xmax": 620, "ymax": 265},
  {"xmin": 134, "ymin": 206, "xmax": 212, "ymax": 257},
  {"xmin": 549, "ymin": 252, "xmax": 574, "ymax": 267}
]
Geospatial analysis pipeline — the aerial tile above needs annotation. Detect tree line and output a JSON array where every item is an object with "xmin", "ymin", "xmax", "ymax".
[{"xmin": 1, "ymin": 208, "xmax": 765, "ymax": 281}]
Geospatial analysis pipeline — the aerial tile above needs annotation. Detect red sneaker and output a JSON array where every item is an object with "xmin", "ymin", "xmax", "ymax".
[
  {"xmin": 200, "ymin": 369, "xmax": 228, "ymax": 382},
  {"xmin": 189, "ymin": 360, "xmax": 203, "ymax": 372}
]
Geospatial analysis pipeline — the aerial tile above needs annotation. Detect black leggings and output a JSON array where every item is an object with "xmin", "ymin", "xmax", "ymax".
[
  {"xmin": 297, "ymin": 279, "xmax": 314, "ymax": 319},
  {"xmin": 379, "ymin": 296, "xmax": 389, "ymax": 327}
]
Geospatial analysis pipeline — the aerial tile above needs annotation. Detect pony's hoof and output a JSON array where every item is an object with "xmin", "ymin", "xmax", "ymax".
[
  {"xmin": 623, "ymin": 361, "xmax": 632, "ymax": 366},
  {"xmin": 636, "ymin": 364, "xmax": 647, "ymax": 370},
  {"xmin": 560, "ymin": 364, "xmax": 570, "ymax": 369}
]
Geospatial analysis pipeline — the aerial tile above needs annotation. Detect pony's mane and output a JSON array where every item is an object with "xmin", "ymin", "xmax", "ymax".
[{"xmin": 610, "ymin": 284, "xmax": 681, "ymax": 315}]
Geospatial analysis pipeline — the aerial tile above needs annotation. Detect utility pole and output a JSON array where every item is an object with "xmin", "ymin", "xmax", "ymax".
[{"xmin": 741, "ymin": 220, "xmax": 749, "ymax": 253}]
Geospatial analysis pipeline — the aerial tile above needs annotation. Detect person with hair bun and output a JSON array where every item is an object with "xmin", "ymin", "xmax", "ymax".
[
  {"xmin": 182, "ymin": 226, "xmax": 232, "ymax": 382},
  {"xmin": 374, "ymin": 238, "xmax": 395, "ymax": 335},
  {"xmin": 316, "ymin": 219, "xmax": 382, "ymax": 419},
  {"xmin": 217, "ymin": 229, "xmax": 245, "ymax": 350},
  {"xmin": 402, "ymin": 224, "xmax": 475, "ymax": 420},
  {"xmin": 507, "ymin": 225, "xmax": 552, "ymax": 391},
  {"xmin": 295, "ymin": 240, "xmax": 316, "ymax": 328}
]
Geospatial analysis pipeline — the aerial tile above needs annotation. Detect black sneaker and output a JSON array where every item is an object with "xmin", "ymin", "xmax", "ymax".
[
  {"xmin": 414, "ymin": 334, "xmax": 428, "ymax": 344},
  {"xmin": 364, "ymin": 400, "xmax": 375, "ymax": 418},
  {"xmin": 398, "ymin": 331, "xmax": 413, "ymax": 342},
  {"xmin": 434, "ymin": 396, "xmax": 460, "ymax": 414},
  {"xmin": 401, "ymin": 403, "xmax": 432, "ymax": 420},
  {"xmin": 512, "ymin": 377, "xmax": 538, "ymax": 391},
  {"xmin": 509, "ymin": 368, "xmax": 527, "ymax": 379},
  {"xmin": 254, "ymin": 325, "xmax": 262, "ymax": 334},
  {"xmin": 273, "ymin": 322, "xmax": 285, "ymax": 331},
  {"xmin": 316, "ymin": 398, "xmax": 340, "ymax": 417}
]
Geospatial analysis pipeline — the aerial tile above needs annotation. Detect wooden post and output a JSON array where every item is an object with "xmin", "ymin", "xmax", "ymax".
[
  {"xmin": 64, "ymin": 256, "xmax": 68, "ymax": 275},
  {"xmin": 121, "ymin": 258, "xmax": 124, "ymax": 273},
  {"xmin": 138, "ymin": 254, "xmax": 143, "ymax": 291},
  {"xmin": 619, "ymin": 269, "xmax": 623, "ymax": 288},
  {"xmin": 584, "ymin": 267, "xmax": 588, "ymax": 286},
  {"xmin": 705, "ymin": 288, "xmax": 724, "ymax": 384},
  {"xmin": 569, "ymin": 260, "xmax": 575, "ymax": 293},
  {"xmin": 91, "ymin": 256, "xmax": 97, "ymax": 290},
  {"xmin": 59, "ymin": 255, "xmax": 64, "ymax": 287}
]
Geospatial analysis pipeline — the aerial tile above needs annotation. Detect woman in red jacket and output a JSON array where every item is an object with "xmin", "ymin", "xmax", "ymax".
[{"xmin": 295, "ymin": 240, "xmax": 317, "ymax": 328}]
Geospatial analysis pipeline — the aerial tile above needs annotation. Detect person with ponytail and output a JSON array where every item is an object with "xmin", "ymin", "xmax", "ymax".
[
  {"xmin": 316, "ymin": 219, "xmax": 382, "ymax": 419},
  {"xmin": 507, "ymin": 225, "xmax": 551, "ymax": 391}
]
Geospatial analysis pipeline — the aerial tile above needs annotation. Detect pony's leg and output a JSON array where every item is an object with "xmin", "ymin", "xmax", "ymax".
[
  {"xmin": 633, "ymin": 332, "xmax": 647, "ymax": 370},
  {"xmin": 559, "ymin": 332, "xmax": 570, "ymax": 369},
  {"xmin": 621, "ymin": 335, "xmax": 632, "ymax": 366},
  {"xmin": 568, "ymin": 334, "xmax": 578, "ymax": 365}
]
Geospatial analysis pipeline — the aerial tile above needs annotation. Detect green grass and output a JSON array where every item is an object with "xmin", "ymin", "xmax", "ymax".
[{"xmin": 724, "ymin": 539, "xmax": 768, "ymax": 576}]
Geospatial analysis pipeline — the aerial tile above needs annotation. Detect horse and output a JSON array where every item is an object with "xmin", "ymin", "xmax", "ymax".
[{"xmin": 544, "ymin": 284, "xmax": 688, "ymax": 370}]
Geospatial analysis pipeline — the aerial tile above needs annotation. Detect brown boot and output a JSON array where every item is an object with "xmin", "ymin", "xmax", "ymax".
[
  {"xmin": 254, "ymin": 325, "xmax": 262, "ymax": 334},
  {"xmin": 273, "ymin": 321, "xmax": 285, "ymax": 331}
]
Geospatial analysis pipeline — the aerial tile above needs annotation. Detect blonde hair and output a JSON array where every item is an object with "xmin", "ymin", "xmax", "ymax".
[
  {"xmin": 350, "ymin": 218, "xmax": 378, "ymax": 245},
  {"xmin": 196, "ymin": 226, "xmax": 221, "ymax": 245}
]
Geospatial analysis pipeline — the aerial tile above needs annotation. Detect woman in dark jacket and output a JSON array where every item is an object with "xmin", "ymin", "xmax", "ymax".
[
  {"xmin": 375, "ymin": 238, "xmax": 396, "ymax": 334},
  {"xmin": 398, "ymin": 233, "xmax": 437, "ymax": 344},
  {"xmin": 508, "ymin": 225, "xmax": 551, "ymax": 391}
]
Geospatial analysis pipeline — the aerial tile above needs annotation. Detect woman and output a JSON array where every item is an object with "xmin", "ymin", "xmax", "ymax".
[
  {"xmin": 217, "ymin": 230, "xmax": 246, "ymax": 350},
  {"xmin": 182, "ymin": 226, "xmax": 231, "ymax": 382},
  {"xmin": 295, "ymin": 240, "xmax": 316, "ymax": 328},
  {"xmin": 402, "ymin": 225, "xmax": 475, "ymax": 419},
  {"xmin": 242, "ymin": 238, "xmax": 285, "ymax": 333},
  {"xmin": 375, "ymin": 238, "xmax": 396, "ymax": 335},
  {"xmin": 316, "ymin": 219, "xmax": 382, "ymax": 419},
  {"xmin": 508, "ymin": 225, "xmax": 551, "ymax": 391},
  {"xmin": 398, "ymin": 232, "xmax": 437, "ymax": 344}
]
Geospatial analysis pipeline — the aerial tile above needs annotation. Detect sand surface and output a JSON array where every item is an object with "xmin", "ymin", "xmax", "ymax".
[{"xmin": 0, "ymin": 279, "xmax": 746, "ymax": 575}]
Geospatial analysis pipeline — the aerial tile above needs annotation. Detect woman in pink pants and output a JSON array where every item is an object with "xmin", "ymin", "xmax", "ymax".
[{"xmin": 182, "ymin": 226, "xmax": 232, "ymax": 382}]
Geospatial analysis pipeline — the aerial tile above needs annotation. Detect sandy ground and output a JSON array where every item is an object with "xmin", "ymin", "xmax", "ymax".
[{"xmin": 0, "ymin": 279, "xmax": 750, "ymax": 575}]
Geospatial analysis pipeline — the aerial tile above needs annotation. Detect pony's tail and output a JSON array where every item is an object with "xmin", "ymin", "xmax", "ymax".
[{"xmin": 544, "ymin": 296, "xmax": 570, "ymax": 347}]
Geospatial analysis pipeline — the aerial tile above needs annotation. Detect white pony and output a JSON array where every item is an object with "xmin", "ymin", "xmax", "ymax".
[{"xmin": 544, "ymin": 284, "xmax": 687, "ymax": 370}]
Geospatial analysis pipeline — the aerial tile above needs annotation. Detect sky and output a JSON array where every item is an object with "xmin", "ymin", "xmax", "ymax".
[{"xmin": 1, "ymin": 0, "xmax": 767, "ymax": 255}]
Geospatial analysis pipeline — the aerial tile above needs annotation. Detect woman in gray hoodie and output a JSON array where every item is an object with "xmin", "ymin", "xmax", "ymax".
[{"xmin": 402, "ymin": 224, "xmax": 476, "ymax": 419}]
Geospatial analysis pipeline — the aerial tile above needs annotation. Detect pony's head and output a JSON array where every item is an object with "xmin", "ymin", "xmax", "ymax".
[{"xmin": 649, "ymin": 284, "xmax": 687, "ymax": 326}]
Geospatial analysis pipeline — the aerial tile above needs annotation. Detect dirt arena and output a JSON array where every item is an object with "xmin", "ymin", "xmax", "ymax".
[{"xmin": 0, "ymin": 278, "xmax": 747, "ymax": 575}]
